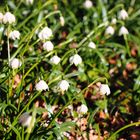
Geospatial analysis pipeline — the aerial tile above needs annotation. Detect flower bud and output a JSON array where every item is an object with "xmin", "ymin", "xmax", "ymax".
[
  {"xmin": 88, "ymin": 41, "xmax": 96, "ymax": 49},
  {"xmin": 35, "ymin": 80, "xmax": 49, "ymax": 91},
  {"xmin": 50, "ymin": 55, "xmax": 60, "ymax": 65},
  {"xmin": 59, "ymin": 80, "xmax": 69, "ymax": 91},
  {"xmin": 118, "ymin": 9, "xmax": 128, "ymax": 20},
  {"xmin": 99, "ymin": 84, "xmax": 110, "ymax": 96},
  {"xmin": 3, "ymin": 12, "xmax": 16, "ymax": 24},
  {"xmin": 10, "ymin": 58, "xmax": 22, "ymax": 69},
  {"xmin": 119, "ymin": 26, "xmax": 129, "ymax": 36},
  {"xmin": 9, "ymin": 30, "xmax": 20, "ymax": 40},
  {"xmin": 43, "ymin": 41, "xmax": 54, "ymax": 52},
  {"xmin": 38, "ymin": 27, "xmax": 52, "ymax": 40},
  {"xmin": 69, "ymin": 54, "xmax": 82, "ymax": 66},
  {"xmin": 60, "ymin": 16, "xmax": 65, "ymax": 26}
]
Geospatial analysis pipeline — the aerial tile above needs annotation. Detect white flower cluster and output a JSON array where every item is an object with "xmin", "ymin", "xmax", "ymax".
[{"xmin": 0, "ymin": 12, "xmax": 16, "ymax": 24}]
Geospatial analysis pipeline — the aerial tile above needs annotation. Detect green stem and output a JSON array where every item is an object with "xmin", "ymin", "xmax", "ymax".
[
  {"xmin": 124, "ymin": 34, "xmax": 131, "ymax": 57},
  {"xmin": 7, "ymin": 25, "xmax": 10, "ymax": 104},
  {"xmin": 108, "ymin": 122, "xmax": 140, "ymax": 140}
]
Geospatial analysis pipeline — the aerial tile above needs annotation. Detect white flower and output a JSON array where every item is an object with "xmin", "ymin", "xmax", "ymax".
[
  {"xmin": 38, "ymin": 27, "xmax": 52, "ymax": 40},
  {"xmin": 118, "ymin": 9, "xmax": 128, "ymax": 20},
  {"xmin": 88, "ymin": 41, "xmax": 96, "ymax": 49},
  {"xmin": 111, "ymin": 18, "xmax": 117, "ymax": 24},
  {"xmin": 119, "ymin": 26, "xmax": 129, "ymax": 36},
  {"xmin": 50, "ymin": 55, "xmax": 60, "ymax": 65},
  {"xmin": 10, "ymin": 58, "xmax": 22, "ymax": 69},
  {"xmin": 77, "ymin": 104, "xmax": 88, "ymax": 114},
  {"xmin": 83, "ymin": 0, "xmax": 93, "ymax": 9},
  {"xmin": 0, "ymin": 12, "xmax": 3, "ymax": 23},
  {"xmin": 99, "ymin": 84, "xmax": 110, "ymax": 96},
  {"xmin": 35, "ymin": 80, "xmax": 49, "ymax": 91},
  {"xmin": 43, "ymin": 41, "xmax": 54, "ymax": 52},
  {"xmin": 3, "ymin": 12, "xmax": 16, "ymax": 24},
  {"xmin": 60, "ymin": 16, "xmax": 65, "ymax": 26},
  {"xmin": 69, "ymin": 54, "xmax": 82, "ymax": 66},
  {"xmin": 59, "ymin": 80, "xmax": 69, "ymax": 91},
  {"xmin": 9, "ymin": 30, "xmax": 20, "ymax": 40},
  {"xmin": 26, "ymin": 0, "xmax": 34, "ymax": 5},
  {"xmin": 19, "ymin": 113, "xmax": 32, "ymax": 127},
  {"xmin": 105, "ymin": 26, "xmax": 115, "ymax": 35}
]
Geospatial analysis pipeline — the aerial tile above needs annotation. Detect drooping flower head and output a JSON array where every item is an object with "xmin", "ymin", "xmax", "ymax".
[
  {"xmin": 88, "ymin": 41, "xmax": 96, "ymax": 49},
  {"xmin": 58, "ymin": 80, "xmax": 69, "ymax": 91},
  {"xmin": 83, "ymin": 0, "xmax": 93, "ymax": 9},
  {"xmin": 119, "ymin": 26, "xmax": 129, "ymax": 36},
  {"xmin": 43, "ymin": 41, "xmax": 54, "ymax": 52},
  {"xmin": 50, "ymin": 55, "xmax": 60, "ymax": 65},
  {"xmin": 69, "ymin": 54, "xmax": 82, "ymax": 66},
  {"xmin": 19, "ymin": 113, "xmax": 32, "ymax": 127},
  {"xmin": 38, "ymin": 27, "xmax": 52, "ymax": 40},
  {"xmin": 10, "ymin": 58, "xmax": 22, "ymax": 69},
  {"xmin": 105, "ymin": 26, "xmax": 115, "ymax": 35},
  {"xmin": 77, "ymin": 104, "xmax": 88, "ymax": 114},
  {"xmin": 99, "ymin": 84, "xmax": 111, "ymax": 96},
  {"xmin": 9, "ymin": 30, "xmax": 20, "ymax": 40},
  {"xmin": 35, "ymin": 80, "xmax": 49, "ymax": 91},
  {"xmin": 118, "ymin": 9, "xmax": 128, "ymax": 20}
]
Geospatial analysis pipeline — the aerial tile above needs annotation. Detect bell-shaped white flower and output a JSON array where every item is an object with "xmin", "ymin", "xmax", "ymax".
[
  {"xmin": 105, "ymin": 26, "xmax": 115, "ymax": 35},
  {"xmin": 83, "ymin": 0, "xmax": 93, "ymax": 9},
  {"xmin": 119, "ymin": 26, "xmax": 129, "ymax": 36},
  {"xmin": 43, "ymin": 41, "xmax": 54, "ymax": 52},
  {"xmin": 38, "ymin": 27, "xmax": 52, "ymax": 40},
  {"xmin": 69, "ymin": 54, "xmax": 82, "ymax": 66},
  {"xmin": 59, "ymin": 80, "xmax": 69, "ymax": 91},
  {"xmin": 35, "ymin": 80, "xmax": 49, "ymax": 91},
  {"xmin": 99, "ymin": 84, "xmax": 110, "ymax": 96},
  {"xmin": 111, "ymin": 18, "xmax": 117, "ymax": 24},
  {"xmin": 118, "ymin": 9, "xmax": 128, "ymax": 20},
  {"xmin": 26, "ymin": 0, "xmax": 34, "ymax": 5},
  {"xmin": 88, "ymin": 41, "xmax": 96, "ymax": 49},
  {"xmin": 77, "ymin": 104, "xmax": 88, "ymax": 114},
  {"xmin": 10, "ymin": 58, "xmax": 22, "ymax": 69},
  {"xmin": 0, "ymin": 12, "xmax": 3, "ymax": 23},
  {"xmin": 9, "ymin": 30, "xmax": 20, "ymax": 40},
  {"xmin": 3, "ymin": 12, "xmax": 16, "ymax": 24},
  {"xmin": 50, "ymin": 55, "xmax": 60, "ymax": 65},
  {"xmin": 60, "ymin": 16, "xmax": 65, "ymax": 26},
  {"xmin": 19, "ymin": 113, "xmax": 32, "ymax": 127}
]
